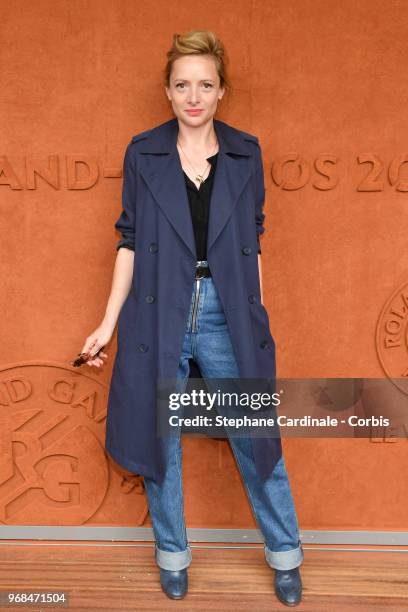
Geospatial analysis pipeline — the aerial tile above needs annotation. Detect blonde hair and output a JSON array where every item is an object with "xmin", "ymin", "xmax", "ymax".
[{"xmin": 164, "ymin": 29, "xmax": 231, "ymax": 92}]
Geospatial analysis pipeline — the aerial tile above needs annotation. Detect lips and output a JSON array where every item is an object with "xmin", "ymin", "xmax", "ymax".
[{"xmin": 186, "ymin": 109, "xmax": 203, "ymax": 115}]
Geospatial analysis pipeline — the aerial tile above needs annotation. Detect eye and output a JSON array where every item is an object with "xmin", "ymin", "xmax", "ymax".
[
  {"xmin": 203, "ymin": 83, "xmax": 213, "ymax": 89},
  {"xmin": 176, "ymin": 83, "xmax": 185, "ymax": 89}
]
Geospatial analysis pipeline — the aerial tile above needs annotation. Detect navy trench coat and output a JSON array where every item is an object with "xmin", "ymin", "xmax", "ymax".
[{"xmin": 105, "ymin": 117, "xmax": 282, "ymax": 484}]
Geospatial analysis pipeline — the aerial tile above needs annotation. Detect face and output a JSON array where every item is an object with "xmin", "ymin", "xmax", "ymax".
[{"xmin": 165, "ymin": 54, "xmax": 225, "ymax": 127}]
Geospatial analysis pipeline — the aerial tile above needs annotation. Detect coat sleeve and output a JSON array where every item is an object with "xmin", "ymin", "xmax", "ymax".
[
  {"xmin": 115, "ymin": 142, "xmax": 137, "ymax": 252},
  {"xmin": 254, "ymin": 138, "xmax": 266, "ymax": 255}
]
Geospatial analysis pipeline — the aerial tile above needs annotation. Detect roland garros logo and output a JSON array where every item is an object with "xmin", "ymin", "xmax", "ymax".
[
  {"xmin": 0, "ymin": 362, "xmax": 146, "ymax": 525},
  {"xmin": 376, "ymin": 282, "xmax": 408, "ymax": 394}
]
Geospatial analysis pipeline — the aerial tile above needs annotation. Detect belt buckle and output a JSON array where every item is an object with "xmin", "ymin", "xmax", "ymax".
[{"xmin": 195, "ymin": 260, "xmax": 209, "ymax": 279}]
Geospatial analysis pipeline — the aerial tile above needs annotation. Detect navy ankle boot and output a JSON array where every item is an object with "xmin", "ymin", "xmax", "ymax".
[
  {"xmin": 159, "ymin": 567, "xmax": 188, "ymax": 599},
  {"xmin": 274, "ymin": 566, "xmax": 302, "ymax": 606}
]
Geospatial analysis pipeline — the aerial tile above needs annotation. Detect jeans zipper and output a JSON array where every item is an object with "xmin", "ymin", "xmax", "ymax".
[{"xmin": 191, "ymin": 277, "xmax": 201, "ymax": 332}]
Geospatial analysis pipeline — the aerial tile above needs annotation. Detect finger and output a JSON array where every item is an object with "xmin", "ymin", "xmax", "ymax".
[
  {"xmin": 81, "ymin": 342, "xmax": 95, "ymax": 356},
  {"xmin": 88, "ymin": 341, "xmax": 99, "ymax": 353}
]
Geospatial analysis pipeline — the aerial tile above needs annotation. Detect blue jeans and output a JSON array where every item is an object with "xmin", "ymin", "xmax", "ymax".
[{"xmin": 144, "ymin": 264, "xmax": 304, "ymax": 572}]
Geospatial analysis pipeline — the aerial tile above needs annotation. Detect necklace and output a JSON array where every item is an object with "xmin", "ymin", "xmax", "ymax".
[{"xmin": 177, "ymin": 137, "xmax": 219, "ymax": 186}]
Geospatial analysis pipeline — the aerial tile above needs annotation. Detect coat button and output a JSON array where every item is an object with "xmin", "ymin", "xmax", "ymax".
[
  {"xmin": 242, "ymin": 247, "xmax": 252, "ymax": 255},
  {"xmin": 248, "ymin": 294, "xmax": 256, "ymax": 303},
  {"xmin": 260, "ymin": 340, "xmax": 268, "ymax": 349},
  {"xmin": 145, "ymin": 295, "xmax": 155, "ymax": 303},
  {"xmin": 138, "ymin": 343, "xmax": 149, "ymax": 352},
  {"xmin": 149, "ymin": 243, "xmax": 158, "ymax": 253}
]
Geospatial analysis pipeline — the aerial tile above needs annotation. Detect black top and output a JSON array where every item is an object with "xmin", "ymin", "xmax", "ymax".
[
  {"xmin": 183, "ymin": 152, "xmax": 218, "ymax": 261},
  {"xmin": 116, "ymin": 152, "xmax": 261, "ymax": 257}
]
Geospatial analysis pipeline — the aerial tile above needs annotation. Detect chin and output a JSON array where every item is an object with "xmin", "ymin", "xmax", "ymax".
[{"xmin": 183, "ymin": 113, "xmax": 213, "ymax": 126}]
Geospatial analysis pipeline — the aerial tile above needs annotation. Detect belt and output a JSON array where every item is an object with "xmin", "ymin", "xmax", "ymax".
[{"xmin": 195, "ymin": 260, "xmax": 212, "ymax": 279}]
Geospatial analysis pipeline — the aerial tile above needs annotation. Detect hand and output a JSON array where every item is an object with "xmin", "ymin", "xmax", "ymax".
[{"xmin": 80, "ymin": 321, "xmax": 114, "ymax": 368}]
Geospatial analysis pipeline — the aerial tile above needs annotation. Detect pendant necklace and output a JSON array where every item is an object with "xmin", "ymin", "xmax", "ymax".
[{"xmin": 177, "ymin": 138, "xmax": 219, "ymax": 186}]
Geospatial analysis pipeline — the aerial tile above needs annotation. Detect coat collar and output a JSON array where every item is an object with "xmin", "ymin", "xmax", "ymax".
[
  {"xmin": 137, "ymin": 117, "xmax": 254, "ymax": 157},
  {"xmin": 137, "ymin": 117, "xmax": 255, "ymax": 258}
]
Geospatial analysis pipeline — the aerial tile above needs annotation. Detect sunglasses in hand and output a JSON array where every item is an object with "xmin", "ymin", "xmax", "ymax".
[{"xmin": 71, "ymin": 346, "xmax": 105, "ymax": 367}]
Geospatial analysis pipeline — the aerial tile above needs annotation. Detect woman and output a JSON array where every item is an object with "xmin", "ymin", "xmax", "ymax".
[{"xmin": 81, "ymin": 30, "xmax": 303, "ymax": 606}]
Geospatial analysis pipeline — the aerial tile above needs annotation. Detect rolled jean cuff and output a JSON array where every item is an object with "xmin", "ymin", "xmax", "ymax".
[
  {"xmin": 264, "ymin": 540, "xmax": 304, "ymax": 570},
  {"xmin": 155, "ymin": 543, "xmax": 193, "ymax": 570}
]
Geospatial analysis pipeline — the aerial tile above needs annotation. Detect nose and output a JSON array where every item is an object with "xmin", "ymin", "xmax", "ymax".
[{"xmin": 187, "ymin": 86, "xmax": 200, "ymax": 104}]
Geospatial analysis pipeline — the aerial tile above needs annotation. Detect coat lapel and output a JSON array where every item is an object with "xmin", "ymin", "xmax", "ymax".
[{"xmin": 138, "ymin": 117, "xmax": 253, "ymax": 258}]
